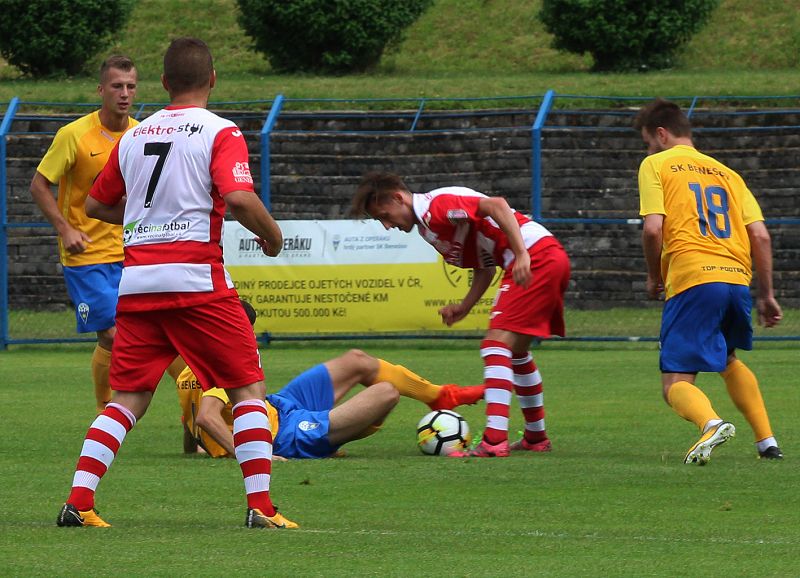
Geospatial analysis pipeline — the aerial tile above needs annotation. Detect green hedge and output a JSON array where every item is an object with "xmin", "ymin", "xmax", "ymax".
[
  {"xmin": 539, "ymin": 0, "xmax": 720, "ymax": 71},
  {"xmin": 236, "ymin": 0, "xmax": 433, "ymax": 73},
  {"xmin": 0, "ymin": 0, "xmax": 135, "ymax": 77}
]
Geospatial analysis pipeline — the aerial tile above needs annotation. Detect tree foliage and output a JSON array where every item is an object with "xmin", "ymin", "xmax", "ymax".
[
  {"xmin": 0, "ymin": 0, "xmax": 136, "ymax": 77},
  {"xmin": 236, "ymin": 0, "xmax": 433, "ymax": 74},
  {"xmin": 539, "ymin": 0, "xmax": 721, "ymax": 72}
]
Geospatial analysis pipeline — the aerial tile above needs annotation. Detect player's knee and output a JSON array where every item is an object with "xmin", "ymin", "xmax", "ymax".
[
  {"xmin": 375, "ymin": 380, "xmax": 400, "ymax": 407},
  {"xmin": 344, "ymin": 348, "xmax": 376, "ymax": 372}
]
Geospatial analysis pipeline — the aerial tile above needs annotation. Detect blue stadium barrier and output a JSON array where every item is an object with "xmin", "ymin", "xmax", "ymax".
[
  {"xmin": 2, "ymin": 94, "xmax": 800, "ymax": 348},
  {"xmin": 0, "ymin": 97, "xmax": 20, "ymax": 349}
]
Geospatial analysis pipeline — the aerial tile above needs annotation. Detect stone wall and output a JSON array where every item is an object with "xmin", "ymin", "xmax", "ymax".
[{"xmin": 4, "ymin": 109, "xmax": 799, "ymax": 311}]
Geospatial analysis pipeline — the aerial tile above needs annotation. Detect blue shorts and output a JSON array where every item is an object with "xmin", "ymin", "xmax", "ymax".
[
  {"xmin": 62, "ymin": 262, "xmax": 123, "ymax": 333},
  {"xmin": 660, "ymin": 283, "xmax": 753, "ymax": 373},
  {"xmin": 268, "ymin": 364, "xmax": 339, "ymax": 459}
]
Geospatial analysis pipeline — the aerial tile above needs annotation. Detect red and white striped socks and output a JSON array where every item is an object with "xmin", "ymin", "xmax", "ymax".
[
  {"xmin": 512, "ymin": 353, "xmax": 548, "ymax": 444},
  {"xmin": 480, "ymin": 339, "xmax": 514, "ymax": 445},
  {"xmin": 232, "ymin": 399, "xmax": 275, "ymax": 516},
  {"xmin": 67, "ymin": 402, "xmax": 136, "ymax": 511}
]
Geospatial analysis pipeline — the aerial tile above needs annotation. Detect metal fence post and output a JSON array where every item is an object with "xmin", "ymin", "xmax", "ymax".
[
  {"xmin": 531, "ymin": 89, "xmax": 555, "ymax": 221},
  {"xmin": 0, "ymin": 97, "xmax": 21, "ymax": 350},
  {"xmin": 260, "ymin": 94, "xmax": 284, "ymax": 210}
]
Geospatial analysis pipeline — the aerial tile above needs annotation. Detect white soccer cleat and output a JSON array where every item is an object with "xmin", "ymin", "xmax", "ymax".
[{"xmin": 684, "ymin": 422, "xmax": 736, "ymax": 465}]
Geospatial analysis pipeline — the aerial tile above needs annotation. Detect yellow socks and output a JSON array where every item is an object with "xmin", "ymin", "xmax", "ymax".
[
  {"xmin": 91, "ymin": 345, "xmax": 113, "ymax": 413},
  {"xmin": 722, "ymin": 359, "xmax": 773, "ymax": 442},
  {"xmin": 666, "ymin": 380, "xmax": 720, "ymax": 431},
  {"xmin": 374, "ymin": 359, "xmax": 440, "ymax": 404}
]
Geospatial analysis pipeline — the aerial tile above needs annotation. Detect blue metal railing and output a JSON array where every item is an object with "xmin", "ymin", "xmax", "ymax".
[
  {"xmin": 3, "ymin": 94, "xmax": 800, "ymax": 347},
  {"xmin": 260, "ymin": 94, "xmax": 284, "ymax": 209},
  {"xmin": 0, "ymin": 97, "xmax": 20, "ymax": 349}
]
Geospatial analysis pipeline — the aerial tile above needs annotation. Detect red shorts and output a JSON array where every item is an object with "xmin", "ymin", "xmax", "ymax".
[
  {"xmin": 488, "ymin": 237, "xmax": 570, "ymax": 338},
  {"xmin": 110, "ymin": 295, "xmax": 263, "ymax": 393}
]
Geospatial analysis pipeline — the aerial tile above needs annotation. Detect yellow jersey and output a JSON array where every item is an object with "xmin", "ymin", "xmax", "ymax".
[
  {"xmin": 638, "ymin": 144, "xmax": 763, "ymax": 299},
  {"xmin": 176, "ymin": 366, "xmax": 280, "ymax": 458},
  {"xmin": 36, "ymin": 110, "xmax": 137, "ymax": 266}
]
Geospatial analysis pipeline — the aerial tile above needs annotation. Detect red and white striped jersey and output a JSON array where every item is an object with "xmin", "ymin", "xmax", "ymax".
[
  {"xmin": 90, "ymin": 105, "xmax": 255, "ymax": 311},
  {"xmin": 412, "ymin": 187, "xmax": 552, "ymax": 270}
]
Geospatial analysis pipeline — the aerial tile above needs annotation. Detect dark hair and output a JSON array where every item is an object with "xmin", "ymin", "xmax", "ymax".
[
  {"xmin": 240, "ymin": 299, "xmax": 257, "ymax": 326},
  {"xmin": 163, "ymin": 37, "xmax": 213, "ymax": 94},
  {"xmin": 349, "ymin": 171, "xmax": 410, "ymax": 218},
  {"xmin": 633, "ymin": 98, "xmax": 692, "ymax": 138},
  {"xmin": 99, "ymin": 54, "xmax": 135, "ymax": 83}
]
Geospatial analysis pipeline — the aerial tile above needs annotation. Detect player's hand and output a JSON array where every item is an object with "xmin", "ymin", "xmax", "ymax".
[
  {"xmin": 439, "ymin": 303, "xmax": 470, "ymax": 326},
  {"xmin": 254, "ymin": 236, "xmax": 279, "ymax": 257},
  {"xmin": 61, "ymin": 226, "xmax": 91, "ymax": 254},
  {"xmin": 757, "ymin": 296, "xmax": 782, "ymax": 328},
  {"xmin": 512, "ymin": 252, "xmax": 532, "ymax": 288},
  {"xmin": 646, "ymin": 275, "xmax": 664, "ymax": 300},
  {"xmin": 272, "ymin": 454, "xmax": 288, "ymax": 462}
]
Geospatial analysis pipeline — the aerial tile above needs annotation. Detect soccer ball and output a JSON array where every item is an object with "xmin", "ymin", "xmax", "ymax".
[{"xmin": 416, "ymin": 410, "xmax": 471, "ymax": 456}]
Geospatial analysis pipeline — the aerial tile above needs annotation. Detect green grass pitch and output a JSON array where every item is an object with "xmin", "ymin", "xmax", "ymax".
[{"xmin": 1, "ymin": 342, "xmax": 798, "ymax": 577}]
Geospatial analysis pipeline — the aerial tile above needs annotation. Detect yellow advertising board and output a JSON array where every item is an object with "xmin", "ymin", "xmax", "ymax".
[{"xmin": 223, "ymin": 220, "xmax": 501, "ymax": 335}]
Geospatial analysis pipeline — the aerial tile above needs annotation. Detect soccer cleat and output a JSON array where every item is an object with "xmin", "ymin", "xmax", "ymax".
[
  {"xmin": 56, "ymin": 503, "xmax": 111, "ymax": 527},
  {"xmin": 428, "ymin": 384, "xmax": 486, "ymax": 411},
  {"xmin": 510, "ymin": 437, "xmax": 552, "ymax": 452},
  {"xmin": 758, "ymin": 446, "xmax": 784, "ymax": 460},
  {"xmin": 448, "ymin": 439, "xmax": 509, "ymax": 458},
  {"xmin": 246, "ymin": 508, "xmax": 299, "ymax": 529},
  {"xmin": 684, "ymin": 421, "xmax": 736, "ymax": 465}
]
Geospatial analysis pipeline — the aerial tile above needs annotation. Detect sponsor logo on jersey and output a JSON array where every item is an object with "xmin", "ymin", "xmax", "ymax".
[
  {"xmin": 90, "ymin": 151, "xmax": 103, "ymax": 157},
  {"xmin": 77, "ymin": 302, "xmax": 90, "ymax": 324},
  {"xmin": 123, "ymin": 219, "xmax": 191, "ymax": 243},
  {"xmin": 446, "ymin": 208, "xmax": 468, "ymax": 223},
  {"xmin": 232, "ymin": 161, "xmax": 253, "ymax": 184},
  {"xmin": 132, "ymin": 123, "xmax": 204, "ymax": 138},
  {"xmin": 298, "ymin": 421, "xmax": 320, "ymax": 432},
  {"xmin": 123, "ymin": 220, "xmax": 140, "ymax": 244},
  {"xmin": 231, "ymin": 130, "xmax": 242, "ymax": 137}
]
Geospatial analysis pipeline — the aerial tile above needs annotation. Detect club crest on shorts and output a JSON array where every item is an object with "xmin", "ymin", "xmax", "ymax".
[
  {"xmin": 78, "ymin": 302, "xmax": 90, "ymax": 324},
  {"xmin": 298, "ymin": 421, "xmax": 320, "ymax": 431}
]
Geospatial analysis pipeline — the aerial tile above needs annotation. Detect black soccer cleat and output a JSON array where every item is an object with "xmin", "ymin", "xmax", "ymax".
[
  {"xmin": 758, "ymin": 446, "xmax": 784, "ymax": 460},
  {"xmin": 56, "ymin": 503, "xmax": 111, "ymax": 527}
]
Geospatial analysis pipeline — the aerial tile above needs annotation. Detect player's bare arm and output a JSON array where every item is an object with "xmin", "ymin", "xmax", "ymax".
[
  {"xmin": 641, "ymin": 213, "xmax": 665, "ymax": 299},
  {"xmin": 30, "ymin": 171, "xmax": 92, "ymax": 253},
  {"xmin": 439, "ymin": 267, "xmax": 495, "ymax": 326},
  {"xmin": 195, "ymin": 394, "xmax": 287, "ymax": 461},
  {"xmin": 85, "ymin": 194, "xmax": 126, "ymax": 225},
  {"xmin": 477, "ymin": 196, "xmax": 531, "ymax": 287},
  {"xmin": 746, "ymin": 220, "xmax": 782, "ymax": 328},
  {"xmin": 225, "ymin": 190, "xmax": 283, "ymax": 257},
  {"xmin": 195, "ymin": 396, "xmax": 236, "ymax": 455}
]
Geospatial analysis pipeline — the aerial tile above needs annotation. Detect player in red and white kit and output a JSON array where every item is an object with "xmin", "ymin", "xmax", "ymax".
[
  {"xmin": 56, "ymin": 37, "xmax": 296, "ymax": 529},
  {"xmin": 351, "ymin": 172, "xmax": 571, "ymax": 457}
]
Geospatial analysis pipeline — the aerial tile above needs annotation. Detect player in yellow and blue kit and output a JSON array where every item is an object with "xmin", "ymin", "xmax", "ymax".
[
  {"xmin": 30, "ymin": 55, "xmax": 138, "ymax": 413},
  {"xmin": 184, "ymin": 351, "xmax": 484, "ymax": 459},
  {"xmin": 178, "ymin": 300, "xmax": 484, "ymax": 459},
  {"xmin": 634, "ymin": 98, "xmax": 783, "ymax": 465}
]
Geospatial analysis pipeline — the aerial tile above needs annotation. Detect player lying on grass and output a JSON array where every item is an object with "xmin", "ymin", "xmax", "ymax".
[{"xmin": 177, "ymin": 302, "xmax": 485, "ymax": 458}]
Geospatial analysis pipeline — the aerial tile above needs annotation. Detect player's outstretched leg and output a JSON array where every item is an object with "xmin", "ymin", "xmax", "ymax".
[
  {"xmin": 684, "ymin": 421, "xmax": 736, "ymax": 465},
  {"xmin": 427, "ymin": 384, "xmax": 486, "ymax": 411}
]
